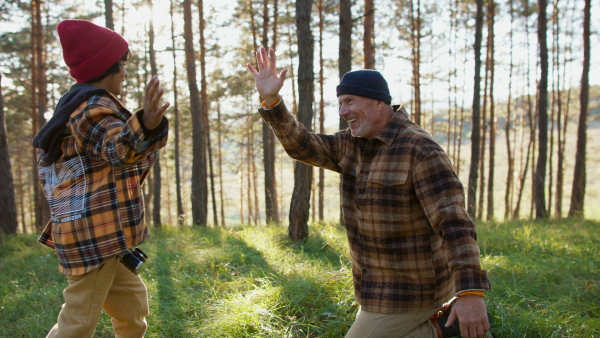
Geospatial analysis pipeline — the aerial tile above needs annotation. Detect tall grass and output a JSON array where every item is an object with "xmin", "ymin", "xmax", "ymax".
[{"xmin": 0, "ymin": 219, "xmax": 598, "ymax": 337}]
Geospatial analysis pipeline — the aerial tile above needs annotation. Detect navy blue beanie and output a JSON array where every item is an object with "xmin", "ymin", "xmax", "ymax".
[{"xmin": 336, "ymin": 70, "xmax": 392, "ymax": 104}]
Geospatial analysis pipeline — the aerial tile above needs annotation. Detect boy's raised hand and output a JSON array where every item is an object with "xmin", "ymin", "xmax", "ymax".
[
  {"xmin": 143, "ymin": 75, "xmax": 170, "ymax": 130},
  {"xmin": 247, "ymin": 47, "xmax": 288, "ymax": 106}
]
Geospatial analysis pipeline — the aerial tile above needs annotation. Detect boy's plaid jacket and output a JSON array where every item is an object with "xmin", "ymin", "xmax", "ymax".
[
  {"xmin": 259, "ymin": 100, "xmax": 490, "ymax": 313},
  {"xmin": 35, "ymin": 88, "xmax": 168, "ymax": 276}
]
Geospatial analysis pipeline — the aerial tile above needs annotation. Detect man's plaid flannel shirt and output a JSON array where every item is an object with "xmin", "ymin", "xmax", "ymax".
[
  {"xmin": 37, "ymin": 92, "xmax": 168, "ymax": 276},
  {"xmin": 259, "ymin": 100, "xmax": 490, "ymax": 313}
]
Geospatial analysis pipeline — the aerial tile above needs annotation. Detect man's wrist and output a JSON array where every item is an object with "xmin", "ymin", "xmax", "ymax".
[
  {"xmin": 261, "ymin": 95, "xmax": 281, "ymax": 109},
  {"xmin": 456, "ymin": 290, "xmax": 485, "ymax": 297}
]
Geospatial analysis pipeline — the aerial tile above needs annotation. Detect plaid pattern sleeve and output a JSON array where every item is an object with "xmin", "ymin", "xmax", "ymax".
[
  {"xmin": 258, "ymin": 99, "xmax": 344, "ymax": 173},
  {"xmin": 259, "ymin": 101, "xmax": 489, "ymax": 313},
  {"xmin": 69, "ymin": 95, "xmax": 168, "ymax": 167},
  {"xmin": 37, "ymin": 93, "xmax": 168, "ymax": 276},
  {"xmin": 412, "ymin": 144, "xmax": 490, "ymax": 293}
]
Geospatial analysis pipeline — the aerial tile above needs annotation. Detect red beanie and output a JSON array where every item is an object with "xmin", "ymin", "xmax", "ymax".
[{"xmin": 57, "ymin": 20, "xmax": 129, "ymax": 83}]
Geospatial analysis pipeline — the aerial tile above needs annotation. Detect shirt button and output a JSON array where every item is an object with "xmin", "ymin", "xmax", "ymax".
[
  {"xmin": 351, "ymin": 169, "xmax": 356, "ymax": 175},
  {"xmin": 385, "ymin": 179, "xmax": 391, "ymax": 185},
  {"xmin": 362, "ymin": 268, "xmax": 368, "ymax": 274},
  {"xmin": 482, "ymin": 277, "xmax": 488, "ymax": 283}
]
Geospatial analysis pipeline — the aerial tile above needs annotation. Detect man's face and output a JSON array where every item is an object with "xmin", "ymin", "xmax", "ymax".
[
  {"xmin": 338, "ymin": 94, "xmax": 388, "ymax": 138},
  {"xmin": 106, "ymin": 62, "xmax": 128, "ymax": 96}
]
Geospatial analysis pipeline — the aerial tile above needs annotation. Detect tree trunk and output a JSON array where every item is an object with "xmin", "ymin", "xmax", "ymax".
[
  {"xmin": 486, "ymin": 0, "xmax": 496, "ymax": 221},
  {"xmin": 147, "ymin": 0, "xmax": 162, "ymax": 228},
  {"xmin": 31, "ymin": 2, "xmax": 40, "ymax": 232},
  {"xmin": 289, "ymin": 0, "xmax": 314, "ymax": 241},
  {"xmin": 318, "ymin": 0, "xmax": 325, "ymax": 222},
  {"xmin": 217, "ymin": 101, "xmax": 225, "ymax": 227},
  {"xmin": 409, "ymin": 0, "xmax": 422, "ymax": 126},
  {"xmin": 261, "ymin": 0, "xmax": 280, "ymax": 225},
  {"xmin": 569, "ymin": 0, "xmax": 590, "ymax": 218},
  {"xmin": 217, "ymin": 102, "xmax": 226, "ymax": 226},
  {"xmin": 0, "ymin": 75, "xmax": 18, "ymax": 234},
  {"xmin": 198, "ymin": 0, "xmax": 217, "ymax": 226},
  {"xmin": 246, "ymin": 129, "xmax": 253, "ymax": 225},
  {"xmin": 183, "ymin": 0, "xmax": 207, "ymax": 226},
  {"xmin": 104, "ymin": 0, "xmax": 114, "ymax": 30},
  {"xmin": 467, "ymin": 0, "xmax": 484, "ymax": 218},
  {"xmin": 363, "ymin": 0, "xmax": 375, "ymax": 69},
  {"xmin": 170, "ymin": 0, "xmax": 185, "ymax": 225},
  {"xmin": 555, "ymin": 0, "xmax": 573, "ymax": 219},
  {"xmin": 477, "ymin": 26, "xmax": 490, "ymax": 220},
  {"xmin": 339, "ymin": 0, "xmax": 351, "ymax": 131},
  {"xmin": 338, "ymin": 0, "xmax": 352, "ymax": 226},
  {"xmin": 534, "ymin": 0, "xmax": 549, "ymax": 218},
  {"xmin": 504, "ymin": 0, "xmax": 515, "ymax": 220},
  {"xmin": 32, "ymin": 0, "xmax": 50, "ymax": 232},
  {"xmin": 16, "ymin": 139, "xmax": 27, "ymax": 233}
]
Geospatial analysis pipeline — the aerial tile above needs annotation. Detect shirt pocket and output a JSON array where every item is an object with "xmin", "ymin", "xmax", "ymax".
[
  {"xmin": 367, "ymin": 170, "xmax": 409, "ymax": 187},
  {"xmin": 357, "ymin": 169, "xmax": 411, "ymax": 223},
  {"xmin": 40, "ymin": 156, "xmax": 86, "ymax": 217},
  {"xmin": 364, "ymin": 169, "xmax": 410, "ymax": 204}
]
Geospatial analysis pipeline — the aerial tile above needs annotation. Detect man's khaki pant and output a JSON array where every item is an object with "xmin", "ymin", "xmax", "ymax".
[
  {"xmin": 345, "ymin": 307, "xmax": 439, "ymax": 338},
  {"xmin": 46, "ymin": 256, "xmax": 149, "ymax": 338}
]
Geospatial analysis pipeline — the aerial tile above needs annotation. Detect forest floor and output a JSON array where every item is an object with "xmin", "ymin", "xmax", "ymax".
[{"xmin": 1, "ymin": 219, "xmax": 599, "ymax": 337}]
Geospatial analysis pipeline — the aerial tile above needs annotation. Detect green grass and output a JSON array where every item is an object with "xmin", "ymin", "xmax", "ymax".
[{"xmin": 1, "ymin": 220, "xmax": 599, "ymax": 337}]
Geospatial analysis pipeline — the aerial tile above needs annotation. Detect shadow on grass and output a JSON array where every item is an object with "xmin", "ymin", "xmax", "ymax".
[{"xmin": 152, "ymin": 235, "xmax": 186, "ymax": 338}]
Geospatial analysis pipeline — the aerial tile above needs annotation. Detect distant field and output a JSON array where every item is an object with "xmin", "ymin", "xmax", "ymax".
[
  {"xmin": 1, "ymin": 219, "xmax": 598, "ymax": 337},
  {"xmin": 215, "ymin": 124, "xmax": 600, "ymax": 227}
]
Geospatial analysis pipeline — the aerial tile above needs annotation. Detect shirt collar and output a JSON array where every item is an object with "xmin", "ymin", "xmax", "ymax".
[{"xmin": 368, "ymin": 105, "xmax": 409, "ymax": 146}]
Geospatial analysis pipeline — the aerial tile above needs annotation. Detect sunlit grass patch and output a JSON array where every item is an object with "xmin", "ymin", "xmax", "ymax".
[
  {"xmin": 479, "ymin": 219, "xmax": 600, "ymax": 337},
  {"xmin": 1, "ymin": 219, "xmax": 599, "ymax": 337}
]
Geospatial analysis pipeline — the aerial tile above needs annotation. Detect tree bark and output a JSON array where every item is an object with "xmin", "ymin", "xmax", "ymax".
[
  {"xmin": 504, "ymin": 0, "xmax": 515, "ymax": 220},
  {"xmin": 534, "ymin": 0, "xmax": 549, "ymax": 218},
  {"xmin": 170, "ymin": 0, "xmax": 185, "ymax": 225},
  {"xmin": 217, "ymin": 102, "xmax": 225, "ymax": 226},
  {"xmin": 289, "ymin": 0, "xmax": 314, "ymax": 241},
  {"xmin": 569, "ymin": 0, "xmax": 590, "ymax": 218},
  {"xmin": 104, "ymin": 0, "xmax": 114, "ymax": 30},
  {"xmin": 363, "ymin": 0, "xmax": 375, "ymax": 69},
  {"xmin": 0, "ymin": 74, "xmax": 18, "ymax": 234},
  {"xmin": 198, "ymin": 0, "xmax": 217, "ymax": 226},
  {"xmin": 338, "ymin": 0, "xmax": 352, "ymax": 226},
  {"xmin": 318, "ymin": 0, "xmax": 325, "ymax": 222},
  {"xmin": 486, "ymin": 0, "xmax": 496, "ymax": 221},
  {"xmin": 32, "ymin": 0, "xmax": 50, "ymax": 231},
  {"xmin": 409, "ymin": 0, "xmax": 422, "ymax": 126},
  {"xmin": 147, "ymin": 0, "xmax": 162, "ymax": 228},
  {"xmin": 261, "ymin": 0, "xmax": 280, "ymax": 225},
  {"xmin": 183, "ymin": 0, "xmax": 207, "ymax": 226},
  {"xmin": 467, "ymin": 0, "xmax": 484, "ymax": 218}
]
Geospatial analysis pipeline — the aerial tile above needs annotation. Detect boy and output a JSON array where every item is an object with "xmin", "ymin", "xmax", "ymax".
[{"xmin": 33, "ymin": 19, "xmax": 169, "ymax": 338}]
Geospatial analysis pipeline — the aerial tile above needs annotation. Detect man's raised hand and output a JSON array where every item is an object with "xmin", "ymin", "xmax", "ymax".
[{"xmin": 247, "ymin": 47, "xmax": 288, "ymax": 106}]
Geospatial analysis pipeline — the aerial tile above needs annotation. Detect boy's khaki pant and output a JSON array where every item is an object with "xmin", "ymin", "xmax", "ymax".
[
  {"xmin": 46, "ymin": 256, "xmax": 149, "ymax": 338},
  {"xmin": 345, "ymin": 307, "xmax": 439, "ymax": 338}
]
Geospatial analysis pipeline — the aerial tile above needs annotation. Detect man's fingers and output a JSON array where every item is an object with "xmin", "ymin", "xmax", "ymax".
[
  {"xmin": 445, "ymin": 310, "xmax": 457, "ymax": 327},
  {"xmin": 269, "ymin": 48, "xmax": 276, "ymax": 70},
  {"xmin": 260, "ymin": 47, "xmax": 269, "ymax": 68},
  {"xmin": 278, "ymin": 68, "xmax": 288, "ymax": 81},
  {"xmin": 247, "ymin": 63, "xmax": 258, "ymax": 76}
]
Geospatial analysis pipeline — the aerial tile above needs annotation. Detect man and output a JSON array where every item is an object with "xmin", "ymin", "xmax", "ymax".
[
  {"xmin": 247, "ymin": 48, "xmax": 491, "ymax": 338},
  {"xmin": 33, "ymin": 20, "xmax": 169, "ymax": 338}
]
